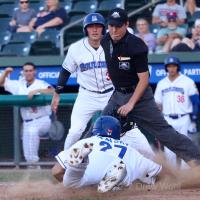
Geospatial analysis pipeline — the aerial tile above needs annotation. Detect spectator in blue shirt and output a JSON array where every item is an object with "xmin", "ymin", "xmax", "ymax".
[{"xmin": 32, "ymin": 0, "xmax": 68, "ymax": 34}]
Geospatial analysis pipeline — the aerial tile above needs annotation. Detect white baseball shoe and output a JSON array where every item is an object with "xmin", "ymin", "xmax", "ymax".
[
  {"xmin": 98, "ymin": 160, "xmax": 126, "ymax": 193},
  {"xmin": 67, "ymin": 142, "xmax": 93, "ymax": 166}
]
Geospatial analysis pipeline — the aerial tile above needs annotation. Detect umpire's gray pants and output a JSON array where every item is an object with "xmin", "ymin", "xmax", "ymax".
[{"xmin": 102, "ymin": 86, "xmax": 200, "ymax": 163}]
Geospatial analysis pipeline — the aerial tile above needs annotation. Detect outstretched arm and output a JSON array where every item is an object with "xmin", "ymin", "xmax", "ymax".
[{"xmin": 0, "ymin": 67, "xmax": 13, "ymax": 86}]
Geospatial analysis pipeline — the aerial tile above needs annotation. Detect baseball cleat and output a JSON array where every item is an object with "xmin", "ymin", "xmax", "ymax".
[
  {"xmin": 98, "ymin": 160, "xmax": 126, "ymax": 193},
  {"xmin": 67, "ymin": 142, "xmax": 93, "ymax": 166}
]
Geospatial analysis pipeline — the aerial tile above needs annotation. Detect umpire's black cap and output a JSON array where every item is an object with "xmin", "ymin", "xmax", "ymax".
[{"xmin": 108, "ymin": 8, "xmax": 128, "ymax": 27}]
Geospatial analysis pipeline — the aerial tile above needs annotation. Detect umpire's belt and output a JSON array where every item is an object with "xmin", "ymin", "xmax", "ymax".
[
  {"xmin": 115, "ymin": 86, "xmax": 135, "ymax": 94},
  {"xmin": 81, "ymin": 86, "xmax": 113, "ymax": 94},
  {"xmin": 165, "ymin": 114, "xmax": 189, "ymax": 119},
  {"xmin": 24, "ymin": 115, "xmax": 47, "ymax": 123}
]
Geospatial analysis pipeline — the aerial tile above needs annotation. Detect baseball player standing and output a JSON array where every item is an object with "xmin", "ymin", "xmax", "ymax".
[
  {"xmin": 0, "ymin": 63, "xmax": 54, "ymax": 167},
  {"xmin": 51, "ymin": 13, "xmax": 114, "ymax": 150},
  {"xmin": 154, "ymin": 56, "xmax": 200, "ymax": 167},
  {"xmin": 52, "ymin": 116, "xmax": 162, "ymax": 192}
]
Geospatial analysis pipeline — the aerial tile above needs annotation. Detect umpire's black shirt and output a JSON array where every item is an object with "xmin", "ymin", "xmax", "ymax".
[{"xmin": 101, "ymin": 31, "xmax": 149, "ymax": 88}]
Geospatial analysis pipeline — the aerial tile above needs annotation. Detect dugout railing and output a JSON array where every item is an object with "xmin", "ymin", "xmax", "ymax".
[{"xmin": 0, "ymin": 94, "xmax": 77, "ymax": 168}]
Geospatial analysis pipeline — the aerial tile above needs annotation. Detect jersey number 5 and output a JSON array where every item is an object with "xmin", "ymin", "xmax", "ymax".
[{"xmin": 99, "ymin": 141, "xmax": 127, "ymax": 159}]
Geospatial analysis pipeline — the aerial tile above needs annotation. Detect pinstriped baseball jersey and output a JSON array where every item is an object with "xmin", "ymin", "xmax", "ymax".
[{"xmin": 62, "ymin": 38, "xmax": 112, "ymax": 92}]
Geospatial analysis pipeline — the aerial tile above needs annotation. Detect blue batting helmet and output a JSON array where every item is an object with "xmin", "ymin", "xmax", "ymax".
[
  {"xmin": 83, "ymin": 13, "xmax": 106, "ymax": 36},
  {"xmin": 92, "ymin": 116, "xmax": 121, "ymax": 140},
  {"xmin": 164, "ymin": 56, "xmax": 181, "ymax": 72}
]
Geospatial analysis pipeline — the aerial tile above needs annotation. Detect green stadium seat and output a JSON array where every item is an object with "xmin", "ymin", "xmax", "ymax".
[
  {"xmin": 149, "ymin": 24, "xmax": 160, "ymax": 35},
  {"xmin": 37, "ymin": 29, "xmax": 60, "ymax": 47},
  {"xmin": 0, "ymin": 43, "xmax": 31, "ymax": 56},
  {"xmin": 68, "ymin": 14, "xmax": 85, "ymax": 24},
  {"xmin": 10, "ymin": 32, "xmax": 37, "ymax": 44},
  {"xmin": 64, "ymin": 24, "xmax": 84, "ymax": 46},
  {"xmin": 68, "ymin": 0, "xmax": 98, "ymax": 17},
  {"xmin": 60, "ymin": 0, "xmax": 73, "ymax": 13},
  {"xmin": 30, "ymin": 40, "xmax": 60, "ymax": 55},
  {"xmin": 0, "ymin": 18, "xmax": 11, "ymax": 31},
  {"xmin": 96, "ymin": 0, "xmax": 124, "ymax": 18},
  {"xmin": 125, "ymin": 0, "xmax": 150, "ymax": 13},
  {"xmin": 0, "ymin": 4, "xmax": 15, "ymax": 18},
  {"xmin": 0, "ymin": 31, "xmax": 11, "ymax": 51}
]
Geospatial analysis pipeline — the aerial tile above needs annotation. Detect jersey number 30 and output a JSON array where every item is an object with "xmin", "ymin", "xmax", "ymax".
[{"xmin": 99, "ymin": 141, "xmax": 127, "ymax": 159}]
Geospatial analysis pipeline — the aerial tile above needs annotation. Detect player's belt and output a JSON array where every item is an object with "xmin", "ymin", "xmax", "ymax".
[
  {"xmin": 165, "ymin": 114, "xmax": 189, "ymax": 119},
  {"xmin": 24, "ymin": 115, "xmax": 48, "ymax": 122},
  {"xmin": 81, "ymin": 87, "xmax": 113, "ymax": 94},
  {"xmin": 115, "ymin": 86, "xmax": 136, "ymax": 94}
]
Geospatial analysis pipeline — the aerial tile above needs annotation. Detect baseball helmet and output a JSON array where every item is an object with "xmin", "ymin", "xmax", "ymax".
[
  {"xmin": 83, "ymin": 13, "xmax": 106, "ymax": 36},
  {"xmin": 92, "ymin": 116, "xmax": 121, "ymax": 140},
  {"xmin": 164, "ymin": 56, "xmax": 181, "ymax": 72}
]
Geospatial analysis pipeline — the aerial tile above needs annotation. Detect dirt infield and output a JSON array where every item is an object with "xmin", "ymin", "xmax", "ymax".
[{"xmin": 0, "ymin": 167, "xmax": 200, "ymax": 200}]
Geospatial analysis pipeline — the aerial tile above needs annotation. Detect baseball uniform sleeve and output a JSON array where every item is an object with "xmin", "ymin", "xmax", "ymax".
[
  {"xmin": 62, "ymin": 45, "xmax": 78, "ymax": 73},
  {"xmin": 39, "ymin": 80, "xmax": 52, "ymax": 89},
  {"xmin": 154, "ymin": 82, "xmax": 163, "ymax": 104},
  {"xmin": 55, "ymin": 150, "xmax": 68, "ymax": 169},
  {"xmin": 188, "ymin": 79, "xmax": 199, "ymax": 96},
  {"xmin": 4, "ymin": 79, "xmax": 19, "ymax": 94}
]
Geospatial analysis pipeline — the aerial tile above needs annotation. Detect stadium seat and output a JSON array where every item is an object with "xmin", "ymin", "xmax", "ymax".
[
  {"xmin": 30, "ymin": 41, "xmax": 60, "ymax": 55},
  {"xmin": 96, "ymin": 0, "xmax": 124, "ymax": 18},
  {"xmin": 60, "ymin": 0, "xmax": 73, "ymax": 13},
  {"xmin": 0, "ymin": 43, "xmax": 31, "ymax": 56},
  {"xmin": 9, "ymin": 32, "xmax": 37, "ymax": 44},
  {"xmin": 64, "ymin": 24, "xmax": 84, "ymax": 46},
  {"xmin": 68, "ymin": 14, "xmax": 85, "ymax": 24},
  {"xmin": 0, "ymin": 0, "xmax": 15, "ymax": 6},
  {"xmin": 0, "ymin": 18, "xmax": 11, "ymax": 31},
  {"xmin": 125, "ymin": 0, "xmax": 150, "ymax": 13},
  {"xmin": 0, "ymin": 4, "xmax": 15, "ymax": 18},
  {"xmin": 149, "ymin": 24, "xmax": 160, "ymax": 35},
  {"xmin": 0, "ymin": 31, "xmax": 11, "ymax": 51},
  {"xmin": 37, "ymin": 29, "xmax": 60, "ymax": 47},
  {"xmin": 68, "ymin": 0, "xmax": 98, "ymax": 17},
  {"xmin": 188, "ymin": 11, "xmax": 200, "ymax": 27}
]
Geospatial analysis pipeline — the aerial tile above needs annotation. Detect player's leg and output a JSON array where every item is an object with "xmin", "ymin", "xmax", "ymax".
[
  {"xmin": 64, "ymin": 89, "xmax": 98, "ymax": 149},
  {"xmin": 98, "ymin": 159, "xmax": 127, "ymax": 193},
  {"xmin": 22, "ymin": 121, "xmax": 40, "ymax": 164},
  {"xmin": 121, "ymin": 127, "xmax": 155, "ymax": 159},
  {"xmin": 63, "ymin": 162, "xmax": 87, "ymax": 188}
]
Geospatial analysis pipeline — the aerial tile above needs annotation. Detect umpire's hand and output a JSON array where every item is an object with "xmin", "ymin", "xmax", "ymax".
[{"xmin": 51, "ymin": 92, "xmax": 60, "ymax": 113}]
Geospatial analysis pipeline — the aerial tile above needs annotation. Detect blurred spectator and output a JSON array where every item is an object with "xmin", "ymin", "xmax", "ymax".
[
  {"xmin": 152, "ymin": 0, "xmax": 186, "ymax": 27},
  {"xmin": 171, "ymin": 18, "xmax": 200, "ymax": 51},
  {"xmin": 32, "ymin": 0, "xmax": 68, "ymax": 34},
  {"xmin": 156, "ymin": 11, "xmax": 187, "ymax": 53},
  {"xmin": 8, "ymin": 0, "xmax": 36, "ymax": 32},
  {"xmin": 184, "ymin": 0, "xmax": 200, "ymax": 17},
  {"xmin": 0, "ymin": 63, "xmax": 54, "ymax": 168},
  {"xmin": 135, "ymin": 18, "xmax": 156, "ymax": 53}
]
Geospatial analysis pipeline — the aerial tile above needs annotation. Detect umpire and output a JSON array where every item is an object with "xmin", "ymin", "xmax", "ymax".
[{"xmin": 101, "ymin": 8, "xmax": 200, "ymax": 167}]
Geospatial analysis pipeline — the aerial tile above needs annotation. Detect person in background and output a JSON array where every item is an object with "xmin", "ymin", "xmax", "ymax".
[
  {"xmin": 135, "ymin": 18, "xmax": 156, "ymax": 53},
  {"xmin": 0, "ymin": 63, "xmax": 54, "ymax": 168},
  {"xmin": 184, "ymin": 0, "xmax": 200, "ymax": 18},
  {"xmin": 152, "ymin": 0, "xmax": 186, "ymax": 27},
  {"xmin": 8, "ymin": 0, "xmax": 36, "ymax": 32},
  {"xmin": 171, "ymin": 18, "xmax": 200, "ymax": 52},
  {"xmin": 32, "ymin": 0, "xmax": 68, "ymax": 34},
  {"xmin": 154, "ymin": 56, "xmax": 200, "ymax": 168},
  {"xmin": 156, "ymin": 11, "xmax": 187, "ymax": 53}
]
